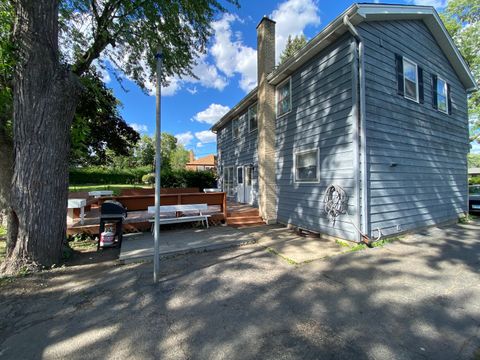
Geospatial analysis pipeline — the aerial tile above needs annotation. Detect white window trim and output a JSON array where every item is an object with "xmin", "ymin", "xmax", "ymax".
[
  {"xmin": 403, "ymin": 57, "xmax": 419, "ymax": 103},
  {"xmin": 248, "ymin": 103, "xmax": 258, "ymax": 133},
  {"xmin": 293, "ymin": 148, "xmax": 320, "ymax": 184},
  {"xmin": 437, "ymin": 76, "xmax": 449, "ymax": 114},
  {"xmin": 276, "ymin": 77, "xmax": 292, "ymax": 119}
]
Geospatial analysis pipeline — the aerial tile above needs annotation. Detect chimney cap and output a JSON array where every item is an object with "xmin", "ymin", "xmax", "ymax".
[{"xmin": 256, "ymin": 15, "xmax": 276, "ymax": 29}]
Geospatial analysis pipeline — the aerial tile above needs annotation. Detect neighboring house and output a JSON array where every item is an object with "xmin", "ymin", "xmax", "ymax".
[
  {"xmin": 468, "ymin": 168, "xmax": 480, "ymax": 178},
  {"xmin": 211, "ymin": 3, "xmax": 477, "ymax": 242},
  {"xmin": 186, "ymin": 154, "xmax": 216, "ymax": 172}
]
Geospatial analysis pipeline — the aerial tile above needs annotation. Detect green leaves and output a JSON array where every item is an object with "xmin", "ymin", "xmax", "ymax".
[
  {"xmin": 279, "ymin": 34, "xmax": 307, "ymax": 65},
  {"xmin": 441, "ymin": 0, "xmax": 480, "ymax": 145},
  {"xmin": 60, "ymin": 0, "xmax": 239, "ymax": 90}
]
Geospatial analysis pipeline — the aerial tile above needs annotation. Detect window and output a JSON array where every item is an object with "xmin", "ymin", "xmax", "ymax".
[
  {"xmin": 276, "ymin": 78, "xmax": 291, "ymax": 117},
  {"xmin": 437, "ymin": 77, "xmax": 448, "ymax": 113},
  {"xmin": 294, "ymin": 149, "xmax": 319, "ymax": 183},
  {"xmin": 232, "ymin": 118, "xmax": 239, "ymax": 139},
  {"xmin": 403, "ymin": 58, "xmax": 419, "ymax": 102},
  {"xmin": 237, "ymin": 167, "xmax": 243, "ymax": 184},
  {"xmin": 248, "ymin": 103, "xmax": 257, "ymax": 132},
  {"xmin": 396, "ymin": 54, "xmax": 424, "ymax": 103},
  {"xmin": 224, "ymin": 166, "xmax": 234, "ymax": 196}
]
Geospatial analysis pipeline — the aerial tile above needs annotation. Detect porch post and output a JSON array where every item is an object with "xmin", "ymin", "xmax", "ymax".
[{"xmin": 153, "ymin": 49, "xmax": 162, "ymax": 283}]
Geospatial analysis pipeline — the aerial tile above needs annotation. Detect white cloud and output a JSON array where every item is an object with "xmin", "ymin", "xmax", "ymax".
[
  {"xmin": 175, "ymin": 131, "xmax": 194, "ymax": 146},
  {"xmin": 192, "ymin": 103, "xmax": 230, "ymax": 125},
  {"xmin": 195, "ymin": 130, "xmax": 217, "ymax": 144},
  {"xmin": 187, "ymin": 87, "xmax": 198, "ymax": 94},
  {"xmin": 271, "ymin": 0, "xmax": 321, "ymax": 63},
  {"xmin": 211, "ymin": 14, "xmax": 258, "ymax": 92},
  {"xmin": 405, "ymin": 0, "xmax": 448, "ymax": 7},
  {"xmin": 130, "ymin": 123, "xmax": 148, "ymax": 133},
  {"xmin": 196, "ymin": 142, "xmax": 204, "ymax": 148}
]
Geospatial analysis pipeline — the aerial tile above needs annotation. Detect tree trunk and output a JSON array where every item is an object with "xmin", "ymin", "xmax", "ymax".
[
  {"xmin": 0, "ymin": 130, "xmax": 14, "ymax": 255},
  {"xmin": 1, "ymin": 0, "xmax": 81, "ymax": 274}
]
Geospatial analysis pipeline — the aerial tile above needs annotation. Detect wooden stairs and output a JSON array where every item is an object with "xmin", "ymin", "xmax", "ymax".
[{"xmin": 227, "ymin": 204, "xmax": 265, "ymax": 228}]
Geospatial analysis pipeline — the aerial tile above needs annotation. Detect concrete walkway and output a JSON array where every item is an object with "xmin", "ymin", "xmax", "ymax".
[
  {"xmin": 119, "ymin": 226, "xmax": 259, "ymax": 263},
  {"xmin": 1, "ymin": 220, "xmax": 479, "ymax": 359},
  {"xmin": 119, "ymin": 224, "xmax": 350, "ymax": 264}
]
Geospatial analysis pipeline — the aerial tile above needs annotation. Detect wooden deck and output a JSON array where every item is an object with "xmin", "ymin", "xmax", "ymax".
[{"xmin": 67, "ymin": 201, "xmax": 264, "ymax": 235}]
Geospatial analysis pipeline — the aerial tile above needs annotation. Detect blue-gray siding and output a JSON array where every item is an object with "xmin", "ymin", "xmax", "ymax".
[
  {"xmin": 217, "ymin": 109, "xmax": 259, "ymax": 205},
  {"xmin": 358, "ymin": 20, "xmax": 469, "ymax": 237},
  {"xmin": 275, "ymin": 34, "xmax": 359, "ymax": 241}
]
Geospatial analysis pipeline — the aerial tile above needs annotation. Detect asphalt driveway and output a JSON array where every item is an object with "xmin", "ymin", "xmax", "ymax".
[{"xmin": 0, "ymin": 220, "xmax": 479, "ymax": 359}]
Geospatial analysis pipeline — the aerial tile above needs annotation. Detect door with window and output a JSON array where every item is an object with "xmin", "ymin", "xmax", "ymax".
[{"xmin": 236, "ymin": 166, "xmax": 244, "ymax": 203}]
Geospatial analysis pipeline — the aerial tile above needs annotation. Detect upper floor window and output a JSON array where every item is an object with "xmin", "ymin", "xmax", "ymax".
[
  {"xmin": 396, "ymin": 54, "xmax": 424, "ymax": 104},
  {"xmin": 276, "ymin": 78, "xmax": 292, "ymax": 117},
  {"xmin": 432, "ymin": 75, "xmax": 451, "ymax": 114},
  {"xmin": 248, "ymin": 103, "xmax": 257, "ymax": 132},
  {"xmin": 232, "ymin": 117, "xmax": 240, "ymax": 139},
  {"xmin": 294, "ymin": 149, "xmax": 319, "ymax": 183}
]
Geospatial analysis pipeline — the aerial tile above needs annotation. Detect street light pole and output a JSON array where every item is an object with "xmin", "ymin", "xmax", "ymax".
[{"xmin": 154, "ymin": 48, "xmax": 162, "ymax": 283}]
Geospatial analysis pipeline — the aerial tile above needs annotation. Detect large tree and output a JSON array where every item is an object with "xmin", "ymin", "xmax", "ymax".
[
  {"xmin": 0, "ymin": 0, "xmax": 237, "ymax": 274},
  {"xmin": 70, "ymin": 71, "xmax": 140, "ymax": 166},
  {"xmin": 441, "ymin": 0, "xmax": 480, "ymax": 145},
  {"xmin": 279, "ymin": 34, "xmax": 307, "ymax": 65}
]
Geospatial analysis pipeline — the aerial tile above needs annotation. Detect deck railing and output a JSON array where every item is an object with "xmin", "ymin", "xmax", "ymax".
[{"xmin": 98, "ymin": 192, "xmax": 227, "ymax": 220}]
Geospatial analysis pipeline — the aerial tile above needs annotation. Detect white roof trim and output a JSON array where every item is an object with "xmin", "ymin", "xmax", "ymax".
[{"xmin": 268, "ymin": 4, "xmax": 477, "ymax": 92}]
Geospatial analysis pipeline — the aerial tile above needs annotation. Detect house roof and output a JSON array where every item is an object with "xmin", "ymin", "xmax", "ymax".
[
  {"xmin": 468, "ymin": 167, "xmax": 480, "ymax": 175},
  {"xmin": 186, "ymin": 154, "xmax": 216, "ymax": 166},
  {"xmin": 211, "ymin": 3, "xmax": 477, "ymax": 132}
]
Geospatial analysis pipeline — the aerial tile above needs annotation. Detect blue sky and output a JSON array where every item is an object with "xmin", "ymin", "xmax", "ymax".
[{"xmin": 101, "ymin": 0, "xmax": 455, "ymax": 158}]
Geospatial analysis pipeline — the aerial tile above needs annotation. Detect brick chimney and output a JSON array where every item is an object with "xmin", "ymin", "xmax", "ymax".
[
  {"xmin": 256, "ymin": 17, "xmax": 277, "ymax": 224},
  {"xmin": 188, "ymin": 150, "xmax": 194, "ymax": 163}
]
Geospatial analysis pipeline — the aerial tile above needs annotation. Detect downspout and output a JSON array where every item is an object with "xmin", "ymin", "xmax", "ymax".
[{"xmin": 344, "ymin": 15, "xmax": 370, "ymax": 243}]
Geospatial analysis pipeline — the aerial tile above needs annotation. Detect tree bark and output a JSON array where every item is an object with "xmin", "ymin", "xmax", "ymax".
[{"xmin": 1, "ymin": 0, "xmax": 81, "ymax": 274}]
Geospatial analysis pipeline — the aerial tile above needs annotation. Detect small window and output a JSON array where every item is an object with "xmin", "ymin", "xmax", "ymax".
[
  {"xmin": 276, "ymin": 78, "xmax": 292, "ymax": 117},
  {"xmin": 294, "ymin": 149, "xmax": 319, "ymax": 183},
  {"xmin": 232, "ymin": 118, "xmax": 239, "ymax": 139},
  {"xmin": 403, "ymin": 58, "xmax": 419, "ymax": 102},
  {"xmin": 248, "ymin": 103, "xmax": 257, "ymax": 132},
  {"xmin": 437, "ymin": 77, "xmax": 448, "ymax": 114}
]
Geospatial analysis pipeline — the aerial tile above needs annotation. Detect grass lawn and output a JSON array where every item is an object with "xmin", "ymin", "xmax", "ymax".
[{"xmin": 69, "ymin": 184, "xmax": 151, "ymax": 196}]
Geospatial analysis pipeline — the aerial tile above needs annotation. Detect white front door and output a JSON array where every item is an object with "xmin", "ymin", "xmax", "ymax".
[
  {"xmin": 244, "ymin": 166, "xmax": 253, "ymax": 205},
  {"xmin": 236, "ymin": 166, "xmax": 244, "ymax": 203}
]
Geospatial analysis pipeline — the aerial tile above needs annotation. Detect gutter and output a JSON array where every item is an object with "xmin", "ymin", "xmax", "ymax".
[{"xmin": 343, "ymin": 15, "xmax": 370, "ymax": 241}]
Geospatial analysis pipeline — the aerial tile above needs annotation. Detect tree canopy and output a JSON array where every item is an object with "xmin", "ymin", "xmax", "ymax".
[
  {"xmin": 279, "ymin": 34, "xmax": 307, "ymax": 65},
  {"xmin": 441, "ymin": 0, "xmax": 480, "ymax": 145}
]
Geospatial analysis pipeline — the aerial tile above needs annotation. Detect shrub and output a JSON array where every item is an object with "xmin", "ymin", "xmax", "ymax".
[
  {"xmin": 142, "ymin": 173, "xmax": 156, "ymax": 184},
  {"xmin": 70, "ymin": 167, "xmax": 216, "ymax": 190},
  {"xmin": 69, "ymin": 166, "xmax": 151, "ymax": 185},
  {"xmin": 469, "ymin": 176, "xmax": 480, "ymax": 185}
]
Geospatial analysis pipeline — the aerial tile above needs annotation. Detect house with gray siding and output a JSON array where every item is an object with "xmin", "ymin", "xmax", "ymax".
[{"xmin": 211, "ymin": 3, "xmax": 477, "ymax": 242}]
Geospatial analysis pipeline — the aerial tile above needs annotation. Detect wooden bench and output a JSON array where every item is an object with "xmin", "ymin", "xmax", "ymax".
[{"xmin": 147, "ymin": 204, "xmax": 211, "ymax": 230}]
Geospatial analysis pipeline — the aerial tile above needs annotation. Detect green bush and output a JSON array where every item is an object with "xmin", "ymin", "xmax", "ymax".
[
  {"xmin": 70, "ymin": 167, "xmax": 216, "ymax": 190},
  {"xmin": 142, "ymin": 173, "xmax": 156, "ymax": 184},
  {"xmin": 469, "ymin": 176, "xmax": 480, "ymax": 185},
  {"xmin": 69, "ymin": 166, "xmax": 151, "ymax": 185}
]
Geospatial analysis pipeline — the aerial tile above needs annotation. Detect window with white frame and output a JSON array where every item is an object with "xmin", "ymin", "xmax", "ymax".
[
  {"xmin": 276, "ymin": 78, "xmax": 291, "ymax": 117},
  {"xmin": 294, "ymin": 149, "xmax": 319, "ymax": 183},
  {"xmin": 224, "ymin": 166, "xmax": 234, "ymax": 196},
  {"xmin": 248, "ymin": 103, "xmax": 257, "ymax": 132},
  {"xmin": 232, "ymin": 118, "xmax": 239, "ymax": 139},
  {"xmin": 403, "ymin": 58, "xmax": 419, "ymax": 102},
  {"xmin": 436, "ymin": 77, "xmax": 449, "ymax": 113}
]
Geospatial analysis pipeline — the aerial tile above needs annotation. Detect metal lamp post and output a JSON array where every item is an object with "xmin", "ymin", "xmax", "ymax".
[{"xmin": 154, "ymin": 49, "xmax": 162, "ymax": 283}]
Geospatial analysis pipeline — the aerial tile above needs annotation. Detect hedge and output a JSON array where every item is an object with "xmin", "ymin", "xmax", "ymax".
[
  {"xmin": 70, "ymin": 167, "xmax": 216, "ymax": 190},
  {"xmin": 69, "ymin": 166, "xmax": 151, "ymax": 185}
]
